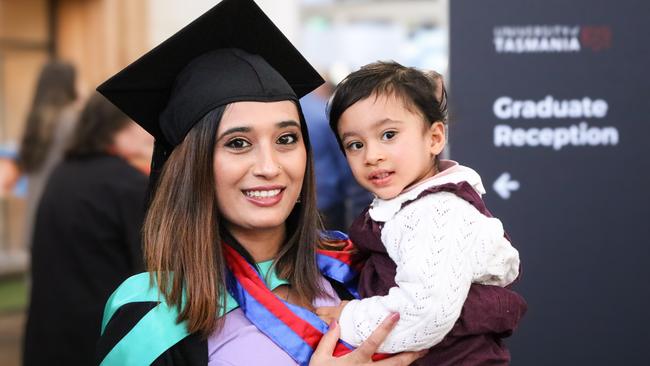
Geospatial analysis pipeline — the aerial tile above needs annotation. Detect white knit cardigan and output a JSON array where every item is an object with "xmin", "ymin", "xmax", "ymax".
[{"xmin": 338, "ymin": 161, "xmax": 520, "ymax": 353}]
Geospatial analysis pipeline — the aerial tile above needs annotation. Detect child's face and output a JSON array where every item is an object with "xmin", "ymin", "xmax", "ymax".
[{"xmin": 338, "ymin": 93, "xmax": 445, "ymax": 200}]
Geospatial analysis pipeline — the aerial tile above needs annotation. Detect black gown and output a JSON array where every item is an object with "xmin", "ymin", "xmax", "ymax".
[
  {"xmin": 23, "ymin": 154, "xmax": 148, "ymax": 366},
  {"xmin": 97, "ymin": 300, "xmax": 208, "ymax": 365}
]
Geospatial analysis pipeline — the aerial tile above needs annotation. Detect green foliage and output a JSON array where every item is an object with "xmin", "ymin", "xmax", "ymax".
[{"xmin": 0, "ymin": 277, "xmax": 27, "ymax": 312}]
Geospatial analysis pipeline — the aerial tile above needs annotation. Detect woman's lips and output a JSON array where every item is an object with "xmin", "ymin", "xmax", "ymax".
[{"xmin": 242, "ymin": 187, "xmax": 285, "ymax": 207}]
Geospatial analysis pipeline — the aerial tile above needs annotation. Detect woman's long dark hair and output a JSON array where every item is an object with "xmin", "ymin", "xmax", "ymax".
[
  {"xmin": 144, "ymin": 103, "xmax": 325, "ymax": 336},
  {"xmin": 18, "ymin": 60, "xmax": 77, "ymax": 172}
]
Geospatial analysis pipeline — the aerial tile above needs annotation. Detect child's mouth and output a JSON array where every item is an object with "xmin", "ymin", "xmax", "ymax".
[{"xmin": 368, "ymin": 170, "xmax": 394, "ymax": 187}]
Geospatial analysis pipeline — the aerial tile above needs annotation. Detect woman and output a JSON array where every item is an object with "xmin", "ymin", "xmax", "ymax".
[
  {"xmin": 97, "ymin": 1, "xmax": 424, "ymax": 365},
  {"xmin": 17, "ymin": 60, "xmax": 79, "ymax": 248},
  {"xmin": 23, "ymin": 93, "xmax": 152, "ymax": 366}
]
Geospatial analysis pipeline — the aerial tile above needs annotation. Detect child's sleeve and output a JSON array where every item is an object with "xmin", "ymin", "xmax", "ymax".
[
  {"xmin": 337, "ymin": 193, "xmax": 519, "ymax": 353},
  {"xmin": 467, "ymin": 203, "xmax": 520, "ymax": 287}
]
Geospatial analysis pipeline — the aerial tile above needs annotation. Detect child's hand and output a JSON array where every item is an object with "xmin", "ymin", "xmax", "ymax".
[{"xmin": 316, "ymin": 301, "xmax": 349, "ymax": 325}]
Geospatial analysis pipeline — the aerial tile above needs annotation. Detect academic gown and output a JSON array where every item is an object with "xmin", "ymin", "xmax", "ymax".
[
  {"xmin": 96, "ymin": 267, "xmax": 350, "ymax": 366},
  {"xmin": 98, "ymin": 299, "xmax": 209, "ymax": 365},
  {"xmin": 23, "ymin": 154, "xmax": 148, "ymax": 366}
]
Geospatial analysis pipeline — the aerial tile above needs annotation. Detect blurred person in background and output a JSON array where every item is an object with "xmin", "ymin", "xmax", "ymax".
[
  {"xmin": 15, "ymin": 60, "xmax": 80, "ymax": 248},
  {"xmin": 22, "ymin": 93, "xmax": 153, "ymax": 366},
  {"xmin": 0, "ymin": 154, "xmax": 20, "ymax": 197},
  {"xmin": 300, "ymin": 82, "xmax": 372, "ymax": 231}
]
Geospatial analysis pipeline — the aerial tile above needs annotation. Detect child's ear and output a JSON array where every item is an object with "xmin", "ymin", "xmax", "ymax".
[{"xmin": 429, "ymin": 121, "xmax": 446, "ymax": 155}]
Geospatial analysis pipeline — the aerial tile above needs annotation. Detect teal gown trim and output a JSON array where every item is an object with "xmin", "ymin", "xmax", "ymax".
[{"xmin": 100, "ymin": 260, "xmax": 287, "ymax": 366}]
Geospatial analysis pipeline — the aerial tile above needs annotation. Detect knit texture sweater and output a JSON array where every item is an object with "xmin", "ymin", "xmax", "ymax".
[{"xmin": 339, "ymin": 161, "xmax": 520, "ymax": 353}]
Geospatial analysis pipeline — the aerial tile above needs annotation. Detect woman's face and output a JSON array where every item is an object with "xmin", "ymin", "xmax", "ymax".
[{"xmin": 213, "ymin": 100, "xmax": 306, "ymax": 235}]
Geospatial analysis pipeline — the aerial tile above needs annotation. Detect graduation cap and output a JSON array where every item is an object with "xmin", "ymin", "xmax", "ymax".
[{"xmin": 97, "ymin": 0, "xmax": 324, "ymax": 183}]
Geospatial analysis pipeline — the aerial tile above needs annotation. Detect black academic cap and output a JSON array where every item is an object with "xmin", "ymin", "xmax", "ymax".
[{"xmin": 96, "ymin": 0, "xmax": 324, "ymax": 147}]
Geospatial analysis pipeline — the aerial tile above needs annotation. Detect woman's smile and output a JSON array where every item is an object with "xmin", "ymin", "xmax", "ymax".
[{"xmin": 242, "ymin": 186, "xmax": 285, "ymax": 207}]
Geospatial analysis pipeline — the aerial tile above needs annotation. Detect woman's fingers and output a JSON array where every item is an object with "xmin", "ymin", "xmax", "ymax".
[
  {"xmin": 310, "ymin": 312, "xmax": 427, "ymax": 366},
  {"xmin": 312, "ymin": 320, "xmax": 341, "ymax": 360},
  {"xmin": 374, "ymin": 350, "xmax": 428, "ymax": 366},
  {"xmin": 315, "ymin": 306, "xmax": 338, "ymax": 324},
  {"xmin": 352, "ymin": 313, "xmax": 400, "ymax": 360}
]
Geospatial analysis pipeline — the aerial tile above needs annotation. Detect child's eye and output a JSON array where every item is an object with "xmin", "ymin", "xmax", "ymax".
[
  {"xmin": 277, "ymin": 133, "xmax": 299, "ymax": 145},
  {"xmin": 345, "ymin": 141, "xmax": 364, "ymax": 151},
  {"xmin": 225, "ymin": 138, "xmax": 251, "ymax": 150},
  {"xmin": 381, "ymin": 130, "xmax": 397, "ymax": 140}
]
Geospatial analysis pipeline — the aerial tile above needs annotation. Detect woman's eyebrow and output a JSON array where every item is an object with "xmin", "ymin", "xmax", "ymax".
[
  {"xmin": 217, "ymin": 120, "xmax": 299, "ymax": 141},
  {"xmin": 217, "ymin": 126, "xmax": 250, "ymax": 141},
  {"xmin": 276, "ymin": 120, "xmax": 300, "ymax": 129}
]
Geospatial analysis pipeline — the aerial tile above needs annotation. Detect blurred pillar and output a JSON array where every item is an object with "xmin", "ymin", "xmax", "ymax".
[
  {"xmin": 0, "ymin": 0, "xmax": 150, "ymax": 257},
  {"xmin": 0, "ymin": 0, "xmax": 50, "ymax": 143},
  {"xmin": 56, "ymin": 0, "xmax": 149, "ymax": 95},
  {"xmin": 0, "ymin": 0, "xmax": 50, "ymax": 255}
]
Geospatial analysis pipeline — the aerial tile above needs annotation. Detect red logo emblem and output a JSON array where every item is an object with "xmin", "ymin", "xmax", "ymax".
[{"xmin": 580, "ymin": 26, "xmax": 612, "ymax": 51}]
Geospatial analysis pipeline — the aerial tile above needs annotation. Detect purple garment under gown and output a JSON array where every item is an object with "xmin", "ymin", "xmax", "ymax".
[{"xmin": 207, "ymin": 278, "xmax": 340, "ymax": 365}]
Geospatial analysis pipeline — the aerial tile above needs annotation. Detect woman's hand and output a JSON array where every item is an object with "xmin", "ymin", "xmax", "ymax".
[
  {"xmin": 316, "ymin": 300, "xmax": 349, "ymax": 324},
  {"xmin": 0, "ymin": 158, "xmax": 19, "ymax": 197},
  {"xmin": 310, "ymin": 313, "xmax": 427, "ymax": 366}
]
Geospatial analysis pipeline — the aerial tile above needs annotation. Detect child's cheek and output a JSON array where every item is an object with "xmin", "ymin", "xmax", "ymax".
[
  {"xmin": 345, "ymin": 155, "xmax": 360, "ymax": 174},
  {"xmin": 347, "ymin": 156, "xmax": 369, "ymax": 187}
]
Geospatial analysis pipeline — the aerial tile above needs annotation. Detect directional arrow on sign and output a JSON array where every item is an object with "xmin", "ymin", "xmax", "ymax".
[{"xmin": 493, "ymin": 172, "xmax": 520, "ymax": 199}]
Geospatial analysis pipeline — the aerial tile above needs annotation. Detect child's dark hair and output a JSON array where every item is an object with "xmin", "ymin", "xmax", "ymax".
[{"xmin": 328, "ymin": 61, "xmax": 447, "ymax": 149}]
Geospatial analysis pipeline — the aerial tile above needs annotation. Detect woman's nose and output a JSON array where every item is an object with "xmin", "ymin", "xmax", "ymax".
[{"xmin": 252, "ymin": 144, "xmax": 281, "ymax": 178}]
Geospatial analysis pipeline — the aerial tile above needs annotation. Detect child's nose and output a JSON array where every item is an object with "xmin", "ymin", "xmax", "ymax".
[{"xmin": 363, "ymin": 143, "xmax": 385, "ymax": 165}]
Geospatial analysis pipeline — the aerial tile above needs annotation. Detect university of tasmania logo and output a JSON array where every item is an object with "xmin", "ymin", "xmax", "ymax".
[{"xmin": 493, "ymin": 25, "xmax": 612, "ymax": 53}]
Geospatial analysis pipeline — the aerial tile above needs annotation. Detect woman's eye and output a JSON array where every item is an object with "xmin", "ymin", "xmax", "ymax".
[
  {"xmin": 225, "ymin": 138, "xmax": 251, "ymax": 149},
  {"xmin": 277, "ymin": 133, "xmax": 298, "ymax": 145},
  {"xmin": 381, "ymin": 130, "xmax": 397, "ymax": 140},
  {"xmin": 346, "ymin": 141, "xmax": 363, "ymax": 151}
]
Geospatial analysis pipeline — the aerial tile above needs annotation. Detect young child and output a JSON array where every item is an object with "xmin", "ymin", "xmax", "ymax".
[{"xmin": 316, "ymin": 61, "xmax": 522, "ymax": 357}]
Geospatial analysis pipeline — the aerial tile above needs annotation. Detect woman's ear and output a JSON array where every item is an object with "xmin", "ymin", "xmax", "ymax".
[{"xmin": 429, "ymin": 121, "xmax": 446, "ymax": 156}]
